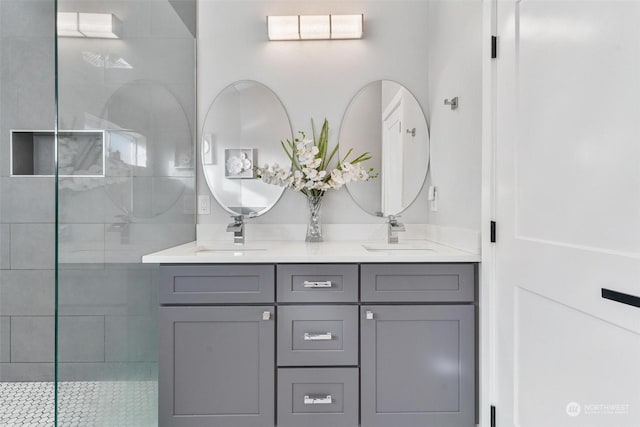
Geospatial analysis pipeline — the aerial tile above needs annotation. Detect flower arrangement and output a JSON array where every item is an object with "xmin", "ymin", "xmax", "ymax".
[
  {"xmin": 255, "ymin": 118, "xmax": 376, "ymax": 242},
  {"xmin": 255, "ymin": 118, "xmax": 376, "ymax": 197}
]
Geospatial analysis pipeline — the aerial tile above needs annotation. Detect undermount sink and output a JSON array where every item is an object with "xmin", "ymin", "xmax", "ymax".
[{"xmin": 362, "ymin": 243, "xmax": 434, "ymax": 252}]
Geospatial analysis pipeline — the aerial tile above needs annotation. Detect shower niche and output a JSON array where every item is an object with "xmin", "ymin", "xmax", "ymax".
[{"xmin": 10, "ymin": 130, "xmax": 105, "ymax": 177}]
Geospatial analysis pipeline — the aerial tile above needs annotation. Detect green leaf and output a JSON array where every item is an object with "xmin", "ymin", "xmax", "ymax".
[
  {"xmin": 281, "ymin": 140, "xmax": 300, "ymax": 171},
  {"xmin": 340, "ymin": 148, "xmax": 353, "ymax": 165},
  {"xmin": 351, "ymin": 151, "xmax": 372, "ymax": 164},
  {"xmin": 324, "ymin": 143, "xmax": 340, "ymax": 170}
]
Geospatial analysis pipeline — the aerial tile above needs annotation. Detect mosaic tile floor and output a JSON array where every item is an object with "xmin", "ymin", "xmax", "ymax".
[{"xmin": 0, "ymin": 381, "xmax": 157, "ymax": 426}]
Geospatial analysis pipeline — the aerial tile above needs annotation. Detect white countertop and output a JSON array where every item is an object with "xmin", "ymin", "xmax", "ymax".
[{"xmin": 141, "ymin": 240, "xmax": 480, "ymax": 264}]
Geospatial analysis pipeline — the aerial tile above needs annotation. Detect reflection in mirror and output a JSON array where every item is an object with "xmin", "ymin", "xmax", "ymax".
[
  {"xmin": 93, "ymin": 81, "xmax": 193, "ymax": 220},
  {"xmin": 340, "ymin": 80, "xmax": 429, "ymax": 216},
  {"xmin": 201, "ymin": 80, "xmax": 292, "ymax": 217}
]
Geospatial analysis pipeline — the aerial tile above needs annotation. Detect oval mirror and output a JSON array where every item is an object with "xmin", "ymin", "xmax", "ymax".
[
  {"xmin": 339, "ymin": 80, "xmax": 429, "ymax": 216},
  {"xmin": 201, "ymin": 80, "xmax": 292, "ymax": 217},
  {"xmin": 100, "ymin": 80, "xmax": 193, "ymax": 220}
]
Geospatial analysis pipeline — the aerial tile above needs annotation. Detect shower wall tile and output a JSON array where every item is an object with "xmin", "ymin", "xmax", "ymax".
[
  {"xmin": 0, "ymin": 270, "xmax": 54, "ymax": 315},
  {"xmin": 56, "ymin": 41, "xmax": 106, "ymax": 89},
  {"xmin": 0, "ymin": 363, "xmax": 53, "ymax": 382},
  {"xmin": 58, "ymin": 184, "xmax": 107, "ymax": 224},
  {"xmin": 58, "ymin": 316, "xmax": 105, "ymax": 363},
  {"xmin": 10, "ymin": 223, "xmax": 54, "ymax": 269},
  {"xmin": 0, "ymin": 224, "xmax": 10, "ymax": 269},
  {"xmin": 0, "ymin": 1, "xmax": 53, "ymax": 38},
  {"xmin": 11, "ymin": 37, "xmax": 55, "ymax": 130},
  {"xmin": 57, "ymin": 362, "xmax": 156, "ymax": 381},
  {"xmin": 105, "ymin": 315, "xmax": 157, "ymax": 363},
  {"xmin": 0, "ymin": 133, "xmax": 10, "ymax": 177},
  {"xmin": 1, "ymin": 178, "xmax": 55, "ymax": 223},
  {"xmin": 10, "ymin": 316, "xmax": 54, "ymax": 363},
  {"xmin": 58, "ymin": 267, "xmax": 153, "ymax": 317},
  {"xmin": 104, "ymin": 38, "xmax": 194, "ymax": 86},
  {"xmin": 58, "ymin": 223, "xmax": 105, "ymax": 265},
  {"xmin": 0, "ymin": 317, "xmax": 10, "ymax": 362}
]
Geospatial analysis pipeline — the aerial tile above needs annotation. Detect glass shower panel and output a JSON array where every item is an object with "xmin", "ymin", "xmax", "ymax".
[
  {"xmin": 55, "ymin": 0, "xmax": 196, "ymax": 425},
  {"xmin": 0, "ymin": 0, "xmax": 57, "ymax": 425}
]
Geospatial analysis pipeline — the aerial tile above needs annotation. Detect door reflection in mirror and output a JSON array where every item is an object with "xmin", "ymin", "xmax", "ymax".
[{"xmin": 340, "ymin": 80, "xmax": 429, "ymax": 217}]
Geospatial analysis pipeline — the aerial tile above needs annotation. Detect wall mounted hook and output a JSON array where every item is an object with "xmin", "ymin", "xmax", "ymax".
[{"xmin": 444, "ymin": 96, "xmax": 459, "ymax": 110}]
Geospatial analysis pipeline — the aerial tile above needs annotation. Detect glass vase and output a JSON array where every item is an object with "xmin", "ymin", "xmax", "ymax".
[{"xmin": 305, "ymin": 194, "xmax": 324, "ymax": 242}]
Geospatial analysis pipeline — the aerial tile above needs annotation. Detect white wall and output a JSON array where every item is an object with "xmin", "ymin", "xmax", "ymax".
[
  {"xmin": 197, "ymin": 0, "xmax": 483, "ymax": 234},
  {"xmin": 197, "ymin": 0, "xmax": 431, "ymax": 225},
  {"xmin": 425, "ymin": 0, "xmax": 483, "ymax": 232}
]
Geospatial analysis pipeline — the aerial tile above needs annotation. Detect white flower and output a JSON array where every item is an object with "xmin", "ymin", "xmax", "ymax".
[
  {"xmin": 257, "ymin": 120, "xmax": 377, "ymax": 196},
  {"xmin": 303, "ymin": 168, "xmax": 318, "ymax": 180},
  {"xmin": 330, "ymin": 169, "xmax": 345, "ymax": 185},
  {"xmin": 276, "ymin": 169, "xmax": 289, "ymax": 181},
  {"xmin": 307, "ymin": 158, "xmax": 322, "ymax": 169}
]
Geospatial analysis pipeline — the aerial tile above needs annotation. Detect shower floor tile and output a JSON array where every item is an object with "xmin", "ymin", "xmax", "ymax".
[{"xmin": 0, "ymin": 381, "xmax": 157, "ymax": 426}]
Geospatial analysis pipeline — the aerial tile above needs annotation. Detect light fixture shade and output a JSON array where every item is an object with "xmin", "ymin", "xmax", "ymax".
[
  {"xmin": 299, "ymin": 15, "xmax": 330, "ymax": 40},
  {"xmin": 57, "ymin": 12, "xmax": 83, "ymax": 37},
  {"xmin": 330, "ymin": 14, "xmax": 363, "ymax": 39},
  {"xmin": 267, "ymin": 14, "xmax": 364, "ymax": 41},
  {"xmin": 267, "ymin": 15, "xmax": 299, "ymax": 40},
  {"xmin": 78, "ymin": 13, "xmax": 122, "ymax": 39}
]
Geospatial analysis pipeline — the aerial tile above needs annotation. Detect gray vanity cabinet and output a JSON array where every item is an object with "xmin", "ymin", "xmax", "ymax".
[
  {"xmin": 360, "ymin": 305, "xmax": 475, "ymax": 427},
  {"xmin": 158, "ymin": 262, "xmax": 476, "ymax": 427},
  {"xmin": 159, "ymin": 306, "xmax": 275, "ymax": 427},
  {"xmin": 158, "ymin": 263, "xmax": 275, "ymax": 427}
]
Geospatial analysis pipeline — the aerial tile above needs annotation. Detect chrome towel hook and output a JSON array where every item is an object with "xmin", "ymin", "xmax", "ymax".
[{"xmin": 444, "ymin": 96, "xmax": 459, "ymax": 110}]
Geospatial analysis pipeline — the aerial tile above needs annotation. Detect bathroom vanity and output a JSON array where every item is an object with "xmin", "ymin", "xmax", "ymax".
[
  {"xmin": 144, "ymin": 241, "xmax": 479, "ymax": 427},
  {"xmin": 145, "ymin": 71, "xmax": 481, "ymax": 426}
]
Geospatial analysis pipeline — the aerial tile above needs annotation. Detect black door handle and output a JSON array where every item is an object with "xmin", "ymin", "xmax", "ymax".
[{"xmin": 602, "ymin": 288, "xmax": 640, "ymax": 308}]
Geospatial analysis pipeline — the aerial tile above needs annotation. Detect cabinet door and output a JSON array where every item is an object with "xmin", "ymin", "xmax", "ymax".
[
  {"xmin": 159, "ymin": 306, "xmax": 275, "ymax": 427},
  {"xmin": 361, "ymin": 305, "xmax": 475, "ymax": 427}
]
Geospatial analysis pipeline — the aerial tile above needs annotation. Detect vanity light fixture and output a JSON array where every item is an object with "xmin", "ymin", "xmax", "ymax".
[
  {"xmin": 267, "ymin": 14, "xmax": 363, "ymax": 40},
  {"xmin": 57, "ymin": 12, "xmax": 123, "ymax": 39}
]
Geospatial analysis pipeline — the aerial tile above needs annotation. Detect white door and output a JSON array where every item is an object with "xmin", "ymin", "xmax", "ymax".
[
  {"xmin": 382, "ymin": 93, "xmax": 404, "ymax": 215},
  {"xmin": 494, "ymin": 1, "xmax": 640, "ymax": 426}
]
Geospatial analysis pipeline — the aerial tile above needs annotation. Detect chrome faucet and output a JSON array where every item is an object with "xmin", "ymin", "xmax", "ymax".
[
  {"xmin": 108, "ymin": 213, "xmax": 131, "ymax": 244},
  {"xmin": 227, "ymin": 215, "xmax": 245, "ymax": 244},
  {"xmin": 387, "ymin": 215, "xmax": 405, "ymax": 244}
]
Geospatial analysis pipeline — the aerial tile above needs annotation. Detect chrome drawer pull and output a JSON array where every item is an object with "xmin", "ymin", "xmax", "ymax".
[
  {"xmin": 262, "ymin": 311, "xmax": 271, "ymax": 321},
  {"xmin": 303, "ymin": 280, "xmax": 333, "ymax": 288},
  {"xmin": 304, "ymin": 395, "xmax": 333, "ymax": 405},
  {"xmin": 365, "ymin": 310, "xmax": 374, "ymax": 320},
  {"xmin": 303, "ymin": 332, "xmax": 332, "ymax": 341}
]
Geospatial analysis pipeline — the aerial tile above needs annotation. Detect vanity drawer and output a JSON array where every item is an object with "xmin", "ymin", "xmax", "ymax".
[
  {"xmin": 159, "ymin": 264, "xmax": 275, "ymax": 304},
  {"xmin": 361, "ymin": 263, "xmax": 475, "ymax": 302},
  {"xmin": 277, "ymin": 264, "xmax": 358, "ymax": 302},
  {"xmin": 277, "ymin": 306, "xmax": 358, "ymax": 366},
  {"xmin": 277, "ymin": 368, "xmax": 358, "ymax": 427}
]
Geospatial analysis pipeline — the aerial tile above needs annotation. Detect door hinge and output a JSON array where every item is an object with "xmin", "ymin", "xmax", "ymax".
[
  {"xmin": 490, "ymin": 221, "xmax": 497, "ymax": 243},
  {"xmin": 491, "ymin": 36, "xmax": 498, "ymax": 59},
  {"xmin": 491, "ymin": 405, "xmax": 496, "ymax": 427}
]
